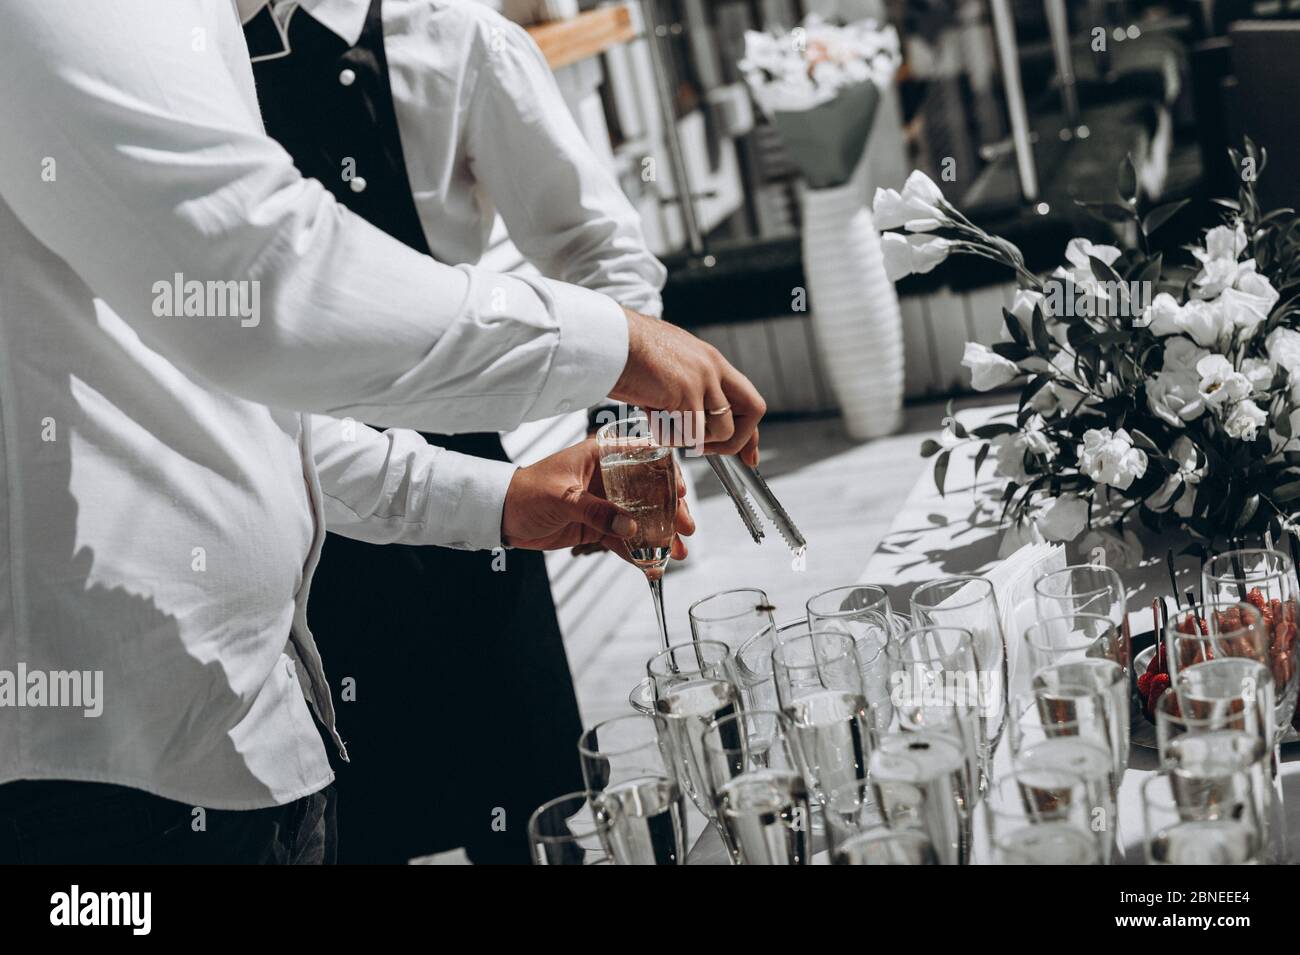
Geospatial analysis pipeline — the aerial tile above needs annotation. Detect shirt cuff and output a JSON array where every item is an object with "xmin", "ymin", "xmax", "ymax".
[
  {"xmin": 428, "ymin": 452, "xmax": 518, "ymax": 551},
  {"xmin": 525, "ymin": 278, "xmax": 629, "ymax": 420}
]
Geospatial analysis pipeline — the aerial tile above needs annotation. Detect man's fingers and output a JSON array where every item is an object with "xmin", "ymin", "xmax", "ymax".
[
  {"xmin": 564, "ymin": 486, "xmax": 637, "ymax": 538},
  {"xmin": 675, "ymin": 497, "xmax": 695, "ymax": 536},
  {"xmin": 706, "ymin": 365, "xmax": 765, "ymax": 459},
  {"xmin": 702, "ymin": 378, "xmax": 735, "ymax": 447}
]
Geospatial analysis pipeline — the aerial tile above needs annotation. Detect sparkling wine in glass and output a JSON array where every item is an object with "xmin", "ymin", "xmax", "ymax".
[
  {"xmin": 578, "ymin": 714, "xmax": 688, "ymax": 865},
  {"xmin": 597, "ymin": 412, "xmax": 679, "ymax": 650}
]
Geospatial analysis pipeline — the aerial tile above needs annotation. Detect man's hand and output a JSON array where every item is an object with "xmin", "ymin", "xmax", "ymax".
[
  {"xmin": 610, "ymin": 308, "xmax": 766, "ymax": 466},
  {"xmin": 501, "ymin": 438, "xmax": 693, "ymax": 561}
]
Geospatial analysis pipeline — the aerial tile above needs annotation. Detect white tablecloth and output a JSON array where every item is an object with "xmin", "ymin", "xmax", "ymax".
[{"xmin": 688, "ymin": 404, "xmax": 1300, "ymax": 864}]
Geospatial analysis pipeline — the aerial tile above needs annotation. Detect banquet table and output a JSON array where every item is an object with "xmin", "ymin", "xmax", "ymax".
[{"xmin": 687, "ymin": 403, "xmax": 1300, "ymax": 864}]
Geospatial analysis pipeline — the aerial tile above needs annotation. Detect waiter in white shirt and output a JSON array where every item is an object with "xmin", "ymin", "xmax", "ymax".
[
  {"xmin": 240, "ymin": 0, "xmax": 667, "ymax": 863},
  {"xmin": 0, "ymin": 0, "xmax": 763, "ymax": 863}
]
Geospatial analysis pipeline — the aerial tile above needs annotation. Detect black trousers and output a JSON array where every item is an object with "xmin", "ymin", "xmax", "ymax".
[
  {"xmin": 311, "ymin": 433, "xmax": 585, "ymax": 864},
  {"xmin": 0, "ymin": 780, "xmax": 336, "ymax": 864}
]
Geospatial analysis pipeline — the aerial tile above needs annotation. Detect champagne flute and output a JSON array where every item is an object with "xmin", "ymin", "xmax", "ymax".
[
  {"xmin": 806, "ymin": 584, "xmax": 896, "ymax": 733},
  {"xmin": 1142, "ymin": 770, "xmax": 1265, "ymax": 864},
  {"xmin": 528, "ymin": 792, "xmax": 613, "ymax": 865},
  {"xmin": 984, "ymin": 771, "xmax": 1102, "ymax": 864},
  {"xmin": 698, "ymin": 710, "xmax": 812, "ymax": 864},
  {"xmin": 689, "ymin": 588, "xmax": 776, "ymax": 654},
  {"xmin": 1204, "ymin": 598, "xmax": 1300, "ymax": 734},
  {"xmin": 910, "ymin": 577, "xmax": 1009, "ymax": 765},
  {"xmin": 577, "ymin": 714, "xmax": 687, "ymax": 865},
  {"xmin": 596, "ymin": 411, "xmax": 679, "ymax": 651},
  {"xmin": 1033, "ymin": 563, "xmax": 1130, "ymax": 650},
  {"xmin": 646, "ymin": 640, "xmax": 743, "ymax": 822},
  {"xmin": 823, "ymin": 775, "xmax": 938, "ymax": 864},
  {"xmin": 870, "ymin": 733, "xmax": 971, "ymax": 864}
]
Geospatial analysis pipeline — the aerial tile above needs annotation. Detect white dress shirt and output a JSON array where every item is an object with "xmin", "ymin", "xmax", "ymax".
[{"xmin": 0, "ymin": 0, "xmax": 634, "ymax": 809}]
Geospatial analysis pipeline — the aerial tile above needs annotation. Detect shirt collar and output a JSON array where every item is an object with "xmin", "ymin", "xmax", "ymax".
[{"xmin": 236, "ymin": 0, "xmax": 367, "ymax": 46}]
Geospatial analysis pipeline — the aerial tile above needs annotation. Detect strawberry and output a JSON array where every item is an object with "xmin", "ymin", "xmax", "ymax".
[
  {"xmin": 1146, "ymin": 672, "xmax": 1171, "ymax": 719},
  {"xmin": 1137, "ymin": 671, "xmax": 1154, "ymax": 699}
]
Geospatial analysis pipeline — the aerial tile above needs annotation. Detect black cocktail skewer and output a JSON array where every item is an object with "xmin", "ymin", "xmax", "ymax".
[{"xmin": 1166, "ymin": 549, "xmax": 1181, "ymax": 608}]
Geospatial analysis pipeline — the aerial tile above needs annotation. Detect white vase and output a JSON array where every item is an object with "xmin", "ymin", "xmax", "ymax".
[{"xmin": 801, "ymin": 178, "xmax": 905, "ymax": 441}]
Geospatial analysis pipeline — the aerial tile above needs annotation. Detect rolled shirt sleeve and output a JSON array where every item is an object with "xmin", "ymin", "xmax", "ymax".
[
  {"xmin": 0, "ymin": 0, "xmax": 629, "ymax": 435},
  {"xmin": 310, "ymin": 415, "xmax": 517, "ymax": 550}
]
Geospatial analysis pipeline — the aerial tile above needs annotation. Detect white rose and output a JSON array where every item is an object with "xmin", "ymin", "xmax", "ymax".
[
  {"xmin": 1179, "ymin": 299, "xmax": 1231, "ymax": 348},
  {"xmin": 1163, "ymin": 336, "xmax": 1211, "ymax": 374},
  {"xmin": 1063, "ymin": 237, "xmax": 1123, "ymax": 270},
  {"xmin": 1142, "ymin": 292, "xmax": 1184, "ymax": 337},
  {"xmin": 1218, "ymin": 265, "xmax": 1279, "ymax": 337},
  {"xmin": 882, "ymin": 232, "xmax": 951, "ymax": 281},
  {"xmin": 961, "ymin": 341, "xmax": 1021, "ymax": 391},
  {"xmin": 1079, "ymin": 527, "xmax": 1144, "ymax": 570},
  {"xmin": 1224, "ymin": 398, "xmax": 1267, "ymax": 442},
  {"xmin": 1267, "ymin": 326, "xmax": 1300, "ymax": 379},
  {"xmin": 1146, "ymin": 367, "xmax": 1205, "ymax": 425},
  {"xmin": 1036, "ymin": 493, "xmax": 1089, "ymax": 542},
  {"xmin": 872, "ymin": 170, "xmax": 946, "ymax": 231},
  {"xmin": 1077, "ymin": 427, "xmax": 1148, "ymax": 490},
  {"xmin": 1199, "ymin": 222, "xmax": 1248, "ymax": 262},
  {"xmin": 1196, "ymin": 354, "xmax": 1252, "ymax": 409},
  {"xmin": 1241, "ymin": 357, "xmax": 1274, "ymax": 394},
  {"xmin": 989, "ymin": 428, "xmax": 1055, "ymax": 484}
]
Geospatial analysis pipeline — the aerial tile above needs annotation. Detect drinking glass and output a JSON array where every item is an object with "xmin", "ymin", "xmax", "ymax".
[
  {"xmin": 597, "ymin": 412, "xmax": 679, "ymax": 650},
  {"xmin": 689, "ymin": 588, "xmax": 776, "ymax": 654},
  {"xmin": 1142, "ymin": 769, "xmax": 1265, "ymax": 864},
  {"xmin": 528, "ymin": 792, "xmax": 613, "ymax": 865},
  {"xmin": 1007, "ymin": 693, "xmax": 1117, "ymax": 863},
  {"xmin": 870, "ymin": 733, "xmax": 971, "ymax": 864},
  {"xmin": 735, "ymin": 623, "xmax": 781, "ymax": 715},
  {"xmin": 1030, "ymin": 659, "xmax": 1126, "ymax": 791},
  {"xmin": 577, "ymin": 714, "xmax": 687, "ymax": 865},
  {"xmin": 1024, "ymin": 613, "xmax": 1130, "ymax": 769},
  {"xmin": 984, "ymin": 772, "xmax": 1102, "ymax": 864},
  {"xmin": 698, "ymin": 710, "xmax": 811, "ymax": 865},
  {"xmin": 771, "ymin": 625, "xmax": 873, "ymax": 808},
  {"xmin": 910, "ymin": 577, "xmax": 1009, "ymax": 762},
  {"xmin": 646, "ymin": 640, "xmax": 742, "ymax": 819},
  {"xmin": 1162, "ymin": 602, "xmax": 1218, "ymax": 681},
  {"xmin": 806, "ymin": 584, "xmax": 896, "ymax": 732},
  {"xmin": 1033, "ymin": 563, "xmax": 1129, "ymax": 637},
  {"xmin": 1202, "ymin": 547, "xmax": 1297, "ymax": 606},
  {"xmin": 628, "ymin": 678, "xmax": 655, "ymax": 716},
  {"xmin": 823, "ymin": 774, "xmax": 937, "ymax": 865},
  {"xmin": 1205, "ymin": 598, "xmax": 1300, "ymax": 733},
  {"xmin": 887, "ymin": 625, "xmax": 983, "ymax": 799}
]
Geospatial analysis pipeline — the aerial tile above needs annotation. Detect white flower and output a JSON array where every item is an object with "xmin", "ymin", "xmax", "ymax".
[
  {"xmin": 1142, "ymin": 292, "xmax": 1184, "ymax": 337},
  {"xmin": 739, "ymin": 19, "xmax": 901, "ymax": 115},
  {"xmin": 873, "ymin": 170, "xmax": 946, "ymax": 231},
  {"xmin": 1137, "ymin": 294, "xmax": 1228, "ymax": 348},
  {"xmin": 1196, "ymin": 354, "xmax": 1252, "ymax": 409},
  {"xmin": 961, "ymin": 341, "xmax": 1020, "ymax": 391},
  {"xmin": 1224, "ymin": 398, "xmax": 1267, "ymax": 442},
  {"xmin": 1063, "ymin": 238, "xmax": 1123, "ymax": 270},
  {"xmin": 1079, "ymin": 527, "xmax": 1144, "ymax": 570},
  {"xmin": 1077, "ymin": 428, "xmax": 1148, "ymax": 490},
  {"xmin": 1036, "ymin": 493, "xmax": 1089, "ymax": 542},
  {"xmin": 1192, "ymin": 222, "xmax": 1248, "ymax": 297},
  {"xmin": 882, "ymin": 232, "xmax": 951, "ymax": 281},
  {"xmin": 1217, "ymin": 264, "xmax": 1279, "ymax": 337},
  {"xmin": 1241, "ymin": 357, "xmax": 1274, "ymax": 394},
  {"xmin": 1267, "ymin": 326, "xmax": 1300, "ymax": 375},
  {"xmin": 989, "ymin": 428, "xmax": 1055, "ymax": 484},
  {"xmin": 1146, "ymin": 338, "xmax": 1209, "ymax": 425}
]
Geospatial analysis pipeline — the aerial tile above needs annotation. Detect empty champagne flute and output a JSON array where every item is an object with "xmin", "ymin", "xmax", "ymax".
[
  {"xmin": 597, "ymin": 411, "xmax": 679, "ymax": 650},
  {"xmin": 984, "ymin": 771, "xmax": 1102, "ymax": 864},
  {"xmin": 1008, "ymin": 693, "xmax": 1116, "ymax": 863},
  {"xmin": 910, "ymin": 577, "xmax": 1009, "ymax": 765},
  {"xmin": 806, "ymin": 584, "xmax": 897, "ymax": 732},
  {"xmin": 698, "ymin": 710, "xmax": 811, "ymax": 865},
  {"xmin": 1033, "ymin": 563, "xmax": 1130, "ymax": 641},
  {"xmin": 870, "ymin": 734, "xmax": 971, "ymax": 864},
  {"xmin": 735, "ymin": 623, "xmax": 781, "ymax": 715},
  {"xmin": 771, "ymin": 624, "xmax": 873, "ymax": 810},
  {"xmin": 646, "ymin": 640, "xmax": 743, "ymax": 823},
  {"xmin": 578, "ymin": 714, "xmax": 687, "ymax": 865},
  {"xmin": 1143, "ymin": 769, "xmax": 1264, "ymax": 864},
  {"xmin": 528, "ymin": 792, "xmax": 613, "ymax": 865},
  {"xmin": 689, "ymin": 588, "xmax": 777, "ymax": 653},
  {"xmin": 823, "ymin": 776, "xmax": 937, "ymax": 864},
  {"xmin": 1024, "ymin": 612, "xmax": 1130, "ymax": 769}
]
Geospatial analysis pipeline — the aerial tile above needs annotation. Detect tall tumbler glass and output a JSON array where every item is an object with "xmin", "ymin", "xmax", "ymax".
[{"xmin": 528, "ymin": 792, "xmax": 613, "ymax": 865}]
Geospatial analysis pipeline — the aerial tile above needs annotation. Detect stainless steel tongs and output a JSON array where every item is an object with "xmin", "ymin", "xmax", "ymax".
[{"xmin": 705, "ymin": 455, "xmax": 807, "ymax": 557}]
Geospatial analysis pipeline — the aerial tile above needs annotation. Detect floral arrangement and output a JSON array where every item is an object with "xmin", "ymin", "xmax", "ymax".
[
  {"xmin": 739, "ymin": 16, "xmax": 901, "ymax": 189},
  {"xmin": 874, "ymin": 142, "xmax": 1300, "ymax": 561}
]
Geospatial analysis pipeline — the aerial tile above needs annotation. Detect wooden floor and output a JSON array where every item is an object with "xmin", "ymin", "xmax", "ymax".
[{"xmin": 417, "ymin": 394, "xmax": 997, "ymax": 863}]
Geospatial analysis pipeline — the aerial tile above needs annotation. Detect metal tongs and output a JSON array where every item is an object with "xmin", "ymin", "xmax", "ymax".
[{"xmin": 705, "ymin": 455, "xmax": 807, "ymax": 557}]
